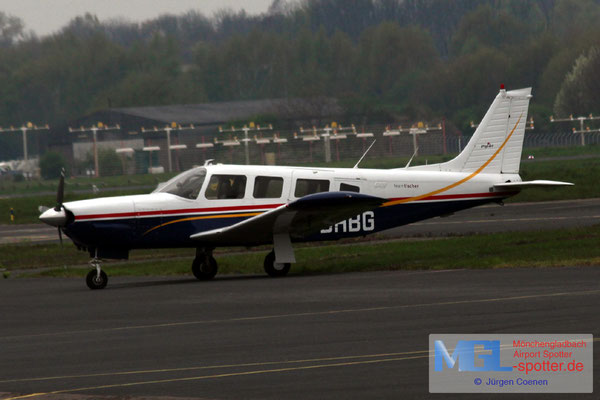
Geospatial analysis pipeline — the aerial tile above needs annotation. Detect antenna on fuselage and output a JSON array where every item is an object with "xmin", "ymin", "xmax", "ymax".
[
  {"xmin": 353, "ymin": 140, "xmax": 376, "ymax": 169},
  {"xmin": 404, "ymin": 147, "xmax": 419, "ymax": 169},
  {"xmin": 204, "ymin": 159, "xmax": 214, "ymax": 166}
]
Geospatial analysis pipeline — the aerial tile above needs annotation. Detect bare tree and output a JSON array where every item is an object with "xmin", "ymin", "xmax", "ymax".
[{"xmin": 0, "ymin": 12, "xmax": 25, "ymax": 47}]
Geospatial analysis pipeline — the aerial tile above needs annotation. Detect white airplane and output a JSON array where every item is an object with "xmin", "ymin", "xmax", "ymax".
[{"xmin": 40, "ymin": 86, "xmax": 572, "ymax": 289}]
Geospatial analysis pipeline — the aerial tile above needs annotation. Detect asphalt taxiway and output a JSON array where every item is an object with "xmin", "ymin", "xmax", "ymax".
[
  {"xmin": 381, "ymin": 197, "xmax": 600, "ymax": 237},
  {"xmin": 1, "ymin": 267, "xmax": 598, "ymax": 399}
]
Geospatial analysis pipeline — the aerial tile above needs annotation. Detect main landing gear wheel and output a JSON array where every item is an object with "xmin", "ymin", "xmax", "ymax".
[
  {"xmin": 264, "ymin": 250, "xmax": 290, "ymax": 277},
  {"xmin": 192, "ymin": 254, "xmax": 218, "ymax": 280},
  {"xmin": 86, "ymin": 269, "xmax": 108, "ymax": 290}
]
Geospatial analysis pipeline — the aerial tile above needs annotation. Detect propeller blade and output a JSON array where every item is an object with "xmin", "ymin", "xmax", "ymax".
[
  {"xmin": 58, "ymin": 227, "xmax": 63, "ymax": 246},
  {"xmin": 55, "ymin": 168, "xmax": 65, "ymax": 211}
]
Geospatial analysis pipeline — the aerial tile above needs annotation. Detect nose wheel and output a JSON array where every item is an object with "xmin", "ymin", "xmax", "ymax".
[{"xmin": 86, "ymin": 258, "xmax": 108, "ymax": 290}]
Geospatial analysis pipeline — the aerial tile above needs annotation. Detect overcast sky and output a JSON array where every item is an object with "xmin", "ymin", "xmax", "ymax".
[{"xmin": 1, "ymin": 0, "xmax": 273, "ymax": 37}]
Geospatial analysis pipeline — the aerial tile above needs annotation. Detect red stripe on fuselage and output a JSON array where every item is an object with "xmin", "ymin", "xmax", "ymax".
[{"xmin": 74, "ymin": 203, "xmax": 283, "ymax": 221}]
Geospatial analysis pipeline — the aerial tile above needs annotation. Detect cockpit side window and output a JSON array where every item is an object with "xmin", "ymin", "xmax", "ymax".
[
  {"xmin": 205, "ymin": 175, "xmax": 247, "ymax": 199},
  {"xmin": 157, "ymin": 167, "xmax": 207, "ymax": 200}
]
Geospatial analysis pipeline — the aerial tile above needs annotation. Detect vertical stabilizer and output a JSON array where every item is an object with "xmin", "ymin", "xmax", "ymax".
[{"xmin": 434, "ymin": 87, "xmax": 532, "ymax": 174}]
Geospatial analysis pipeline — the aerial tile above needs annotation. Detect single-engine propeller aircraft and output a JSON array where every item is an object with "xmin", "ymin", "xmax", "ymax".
[{"xmin": 40, "ymin": 87, "xmax": 572, "ymax": 289}]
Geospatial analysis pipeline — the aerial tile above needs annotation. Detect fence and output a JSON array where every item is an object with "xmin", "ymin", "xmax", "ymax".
[
  {"xmin": 101, "ymin": 129, "xmax": 600, "ymax": 176},
  {"xmin": 2, "ymin": 128, "xmax": 599, "ymax": 179},
  {"xmin": 112, "ymin": 126, "xmax": 448, "ymax": 174},
  {"xmin": 523, "ymin": 131, "xmax": 600, "ymax": 148}
]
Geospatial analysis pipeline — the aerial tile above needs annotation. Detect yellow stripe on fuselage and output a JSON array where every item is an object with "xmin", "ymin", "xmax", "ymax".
[
  {"xmin": 143, "ymin": 212, "xmax": 261, "ymax": 236},
  {"xmin": 383, "ymin": 113, "xmax": 522, "ymax": 207}
]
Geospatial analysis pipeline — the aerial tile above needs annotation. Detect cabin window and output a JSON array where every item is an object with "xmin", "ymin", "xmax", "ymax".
[
  {"xmin": 294, "ymin": 178, "xmax": 330, "ymax": 197},
  {"xmin": 205, "ymin": 175, "xmax": 247, "ymax": 199},
  {"xmin": 253, "ymin": 176, "xmax": 284, "ymax": 198},
  {"xmin": 339, "ymin": 183, "xmax": 360, "ymax": 193},
  {"xmin": 157, "ymin": 167, "xmax": 207, "ymax": 199}
]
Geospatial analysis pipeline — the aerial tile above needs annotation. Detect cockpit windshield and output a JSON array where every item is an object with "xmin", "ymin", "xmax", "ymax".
[{"xmin": 154, "ymin": 167, "xmax": 207, "ymax": 199}]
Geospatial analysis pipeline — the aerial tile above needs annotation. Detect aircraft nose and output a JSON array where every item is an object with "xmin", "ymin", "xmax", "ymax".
[{"xmin": 39, "ymin": 207, "xmax": 67, "ymax": 227}]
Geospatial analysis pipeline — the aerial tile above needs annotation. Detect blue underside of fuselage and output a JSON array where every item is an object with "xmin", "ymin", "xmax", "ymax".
[{"xmin": 63, "ymin": 198, "xmax": 501, "ymax": 256}]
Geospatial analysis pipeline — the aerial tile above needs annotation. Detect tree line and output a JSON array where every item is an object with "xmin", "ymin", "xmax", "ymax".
[{"xmin": 0, "ymin": 0, "xmax": 599, "ymax": 161}]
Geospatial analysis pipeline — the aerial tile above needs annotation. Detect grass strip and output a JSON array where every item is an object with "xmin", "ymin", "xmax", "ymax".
[
  {"xmin": 514, "ymin": 158, "xmax": 600, "ymax": 202},
  {"xmin": 0, "ymin": 173, "xmax": 174, "ymax": 196},
  {"xmin": 10, "ymin": 224, "xmax": 600, "ymax": 279}
]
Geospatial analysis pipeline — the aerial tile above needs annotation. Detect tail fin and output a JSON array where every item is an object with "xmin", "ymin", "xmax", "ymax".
[{"xmin": 426, "ymin": 87, "xmax": 532, "ymax": 174}]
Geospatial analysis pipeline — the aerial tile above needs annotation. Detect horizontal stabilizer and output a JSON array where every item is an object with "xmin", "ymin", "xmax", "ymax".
[
  {"xmin": 190, "ymin": 192, "xmax": 385, "ymax": 246},
  {"xmin": 494, "ymin": 180, "xmax": 574, "ymax": 189}
]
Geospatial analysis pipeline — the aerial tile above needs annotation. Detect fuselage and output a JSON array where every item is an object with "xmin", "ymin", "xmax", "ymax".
[{"xmin": 59, "ymin": 164, "xmax": 520, "ymax": 257}]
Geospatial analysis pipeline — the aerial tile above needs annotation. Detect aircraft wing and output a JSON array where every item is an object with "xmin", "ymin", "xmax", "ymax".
[
  {"xmin": 189, "ymin": 191, "xmax": 386, "ymax": 246},
  {"xmin": 494, "ymin": 180, "xmax": 574, "ymax": 189}
]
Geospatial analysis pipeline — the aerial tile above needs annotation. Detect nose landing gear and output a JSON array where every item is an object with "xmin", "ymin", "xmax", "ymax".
[{"xmin": 86, "ymin": 257, "xmax": 108, "ymax": 290}]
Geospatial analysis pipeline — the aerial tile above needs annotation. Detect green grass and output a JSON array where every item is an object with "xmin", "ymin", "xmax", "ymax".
[
  {"xmin": 0, "ymin": 172, "xmax": 175, "ymax": 196},
  {"xmin": 522, "ymin": 144, "xmax": 600, "ymax": 159},
  {"xmin": 10, "ymin": 224, "xmax": 600, "ymax": 278},
  {"xmin": 0, "ymin": 243, "xmax": 199, "ymax": 271},
  {"xmin": 296, "ymin": 144, "xmax": 600, "ymax": 169},
  {"xmin": 296, "ymin": 154, "xmax": 454, "ymax": 169},
  {"xmin": 511, "ymin": 158, "xmax": 600, "ymax": 202}
]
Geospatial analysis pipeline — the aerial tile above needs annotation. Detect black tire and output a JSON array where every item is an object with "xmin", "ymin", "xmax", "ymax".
[
  {"xmin": 86, "ymin": 269, "xmax": 108, "ymax": 290},
  {"xmin": 192, "ymin": 255, "xmax": 218, "ymax": 280},
  {"xmin": 264, "ymin": 250, "xmax": 290, "ymax": 277}
]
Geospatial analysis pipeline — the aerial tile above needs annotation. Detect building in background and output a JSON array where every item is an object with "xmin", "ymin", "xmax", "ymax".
[{"xmin": 48, "ymin": 97, "xmax": 344, "ymax": 174}]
